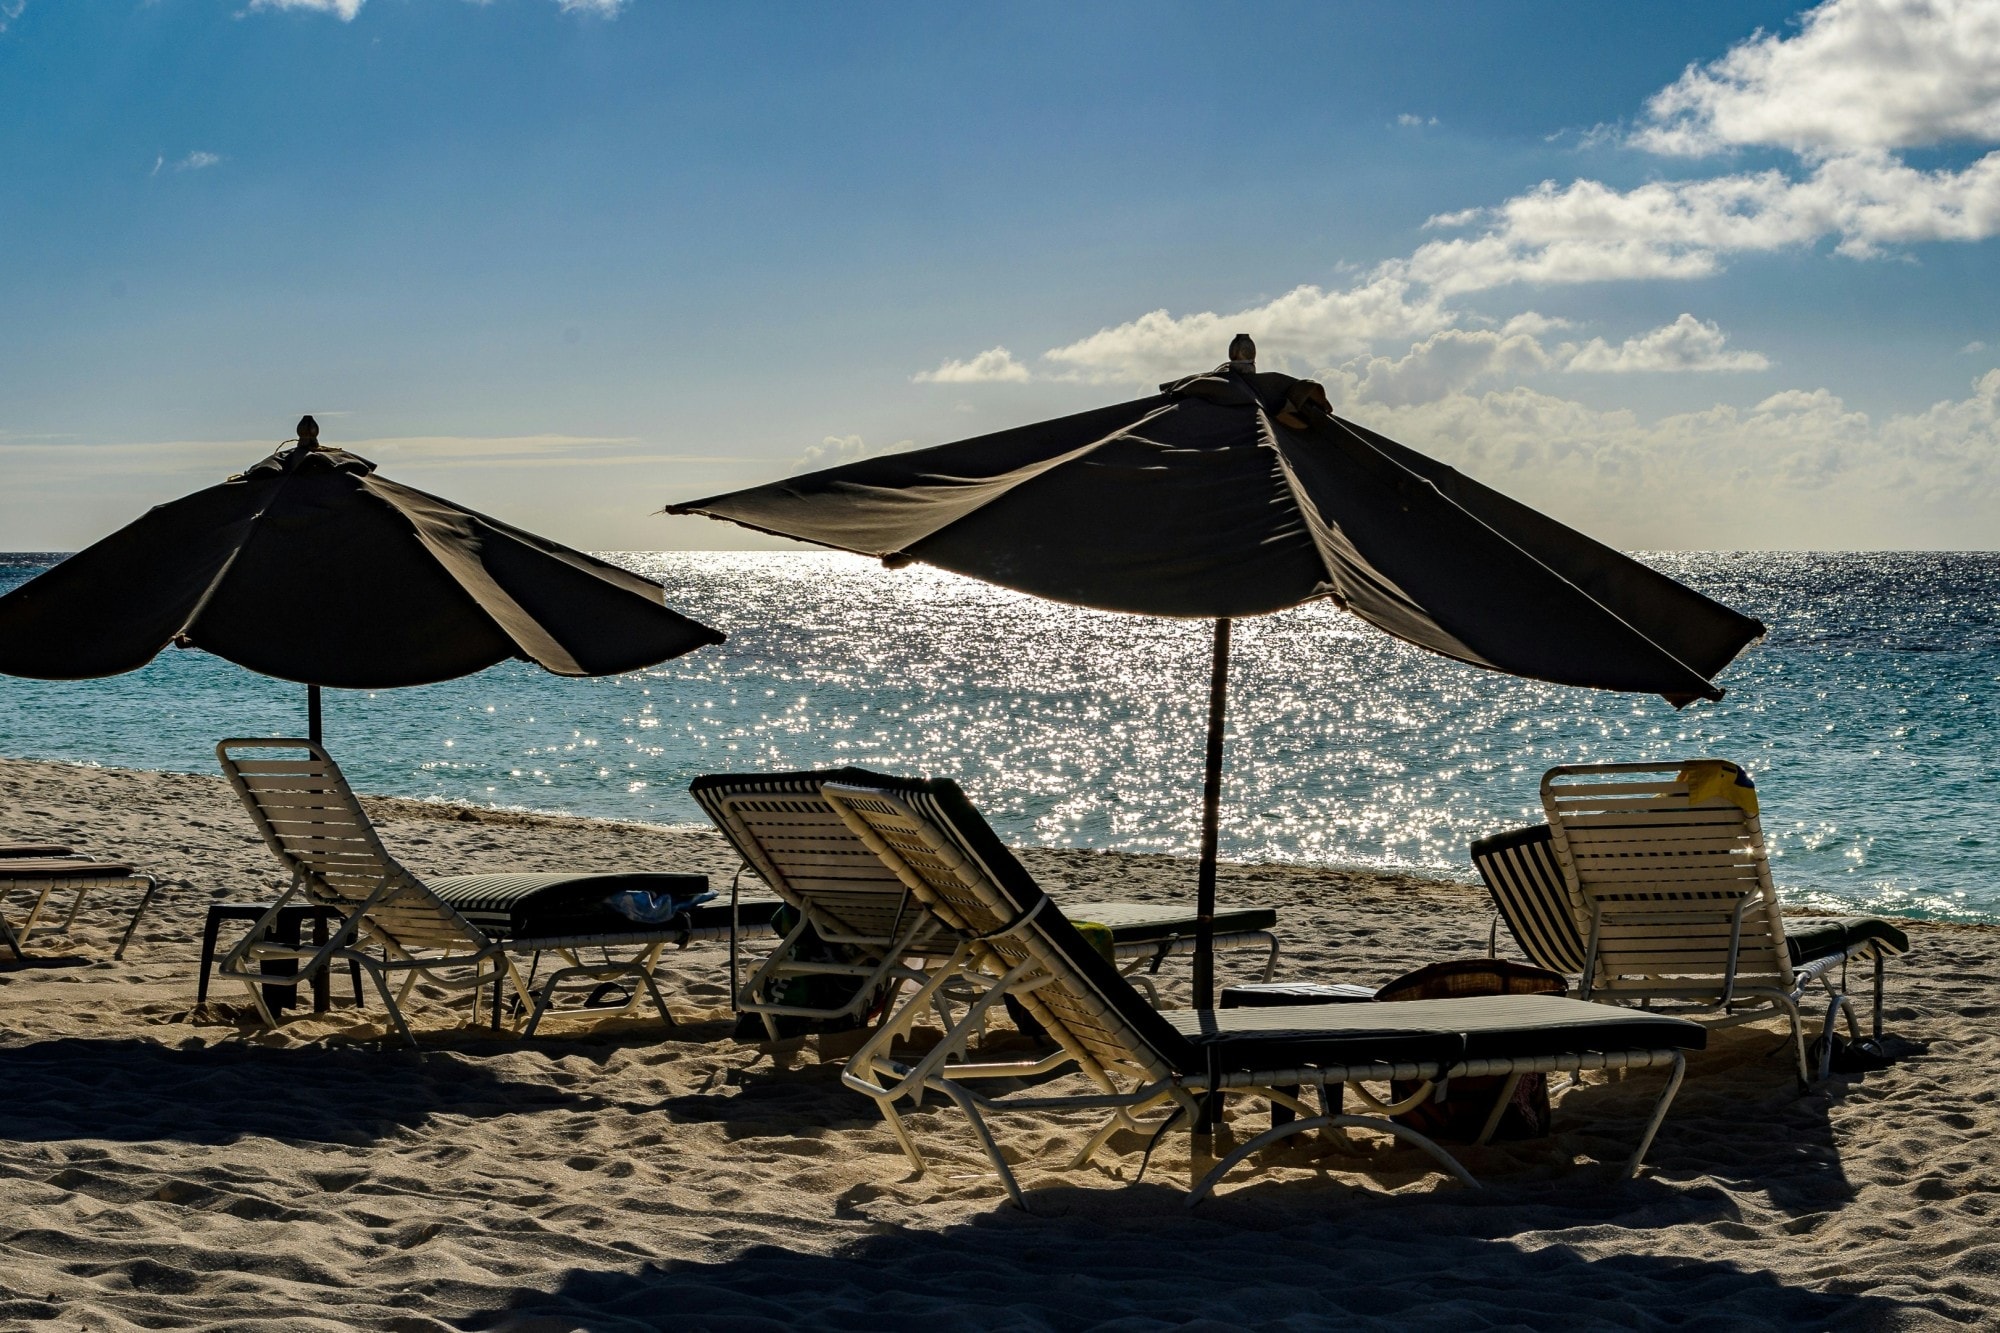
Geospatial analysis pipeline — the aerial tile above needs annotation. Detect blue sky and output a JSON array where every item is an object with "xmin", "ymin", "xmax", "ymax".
[{"xmin": 3, "ymin": 0, "xmax": 1998, "ymax": 550}]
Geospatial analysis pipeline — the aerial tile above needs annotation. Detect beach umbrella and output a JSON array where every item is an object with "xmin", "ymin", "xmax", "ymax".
[
  {"xmin": 0, "ymin": 416, "xmax": 725, "ymax": 741},
  {"xmin": 666, "ymin": 338, "xmax": 1765, "ymax": 1007}
]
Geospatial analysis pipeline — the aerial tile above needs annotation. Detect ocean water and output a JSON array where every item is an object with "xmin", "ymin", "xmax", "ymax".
[{"xmin": 1, "ymin": 551, "xmax": 1995, "ymax": 921}]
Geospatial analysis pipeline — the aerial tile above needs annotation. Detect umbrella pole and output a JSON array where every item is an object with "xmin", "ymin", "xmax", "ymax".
[
  {"xmin": 1193, "ymin": 617, "xmax": 1231, "ymax": 1010},
  {"xmin": 1192, "ymin": 617, "xmax": 1231, "ymax": 1137},
  {"xmin": 308, "ymin": 684, "xmax": 322, "ymax": 747}
]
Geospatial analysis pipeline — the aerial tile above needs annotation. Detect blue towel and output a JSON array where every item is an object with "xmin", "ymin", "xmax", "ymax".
[{"xmin": 605, "ymin": 888, "xmax": 717, "ymax": 925}]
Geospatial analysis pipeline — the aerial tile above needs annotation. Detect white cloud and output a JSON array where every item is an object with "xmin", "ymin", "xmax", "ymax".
[
  {"xmin": 1038, "ymin": 276, "xmax": 1453, "ymax": 385},
  {"xmin": 243, "ymin": 0, "xmax": 624, "ymax": 19},
  {"xmin": 1315, "ymin": 369, "xmax": 2000, "ymax": 548},
  {"xmin": 1497, "ymin": 311, "xmax": 1574, "ymax": 338},
  {"xmin": 1961, "ymin": 339, "xmax": 1988, "ymax": 354},
  {"xmin": 0, "ymin": 1, "xmax": 24, "ymax": 35},
  {"xmin": 1344, "ymin": 329, "xmax": 1552, "ymax": 407},
  {"xmin": 792, "ymin": 433, "xmax": 911, "ymax": 474},
  {"xmin": 1633, "ymin": 0, "xmax": 2000, "ymax": 156},
  {"xmin": 1402, "ymin": 148, "xmax": 2000, "ymax": 294},
  {"xmin": 912, "ymin": 346, "xmax": 1031, "ymax": 384},
  {"xmin": 1396, "ymin": 113, "xmax": 1438, "ymax": 128},
  {"xmin": 247, "ymin": 0, "xmax": 365, "ymax": 17},
  {"xmin": 1561, "ymin": 313, "xmax": 1770, "ymax": 373},
  {"xmin": 1336, "ymin": 315, "xmax": 1766, "ymax": 405}
]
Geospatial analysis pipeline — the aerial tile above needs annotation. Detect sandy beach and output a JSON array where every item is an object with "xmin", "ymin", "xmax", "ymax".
[{"xmin": 1, "ymin": 753, "xmax": 1992, "ymax": 1331}]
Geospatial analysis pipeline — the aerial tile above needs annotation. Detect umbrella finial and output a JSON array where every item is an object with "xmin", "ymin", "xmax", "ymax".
[
  {"xmin": 1228, "ymin": 334, "xmax": 1256, "ymax": 373},
  {"xmin": 296, "ymin": 415, "xmax": 320, "ymax": 451}
]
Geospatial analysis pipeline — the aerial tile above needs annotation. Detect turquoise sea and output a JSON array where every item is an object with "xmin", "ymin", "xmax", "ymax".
[{"xmin": 1, "ymin": 551, "xmax": 1995, "ymax": 921}]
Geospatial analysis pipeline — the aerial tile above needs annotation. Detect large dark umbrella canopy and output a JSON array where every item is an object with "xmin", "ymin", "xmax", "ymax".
[
  {"xmin": 0, "ymin": 433, "xmax": 724, "ymax": 688},
  {"xmin": 673, "ymin": 366, "xmax": 1762, "ymax": 703}
]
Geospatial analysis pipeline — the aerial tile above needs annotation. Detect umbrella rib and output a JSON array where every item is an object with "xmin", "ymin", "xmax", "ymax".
[
  {"xmin": 1303, "ymin": 413, "xmax": 1731, "ymax": 698},
  {"xmin": 668, "ymin": 402, "xmax": 1180, "ymax": 560},
  {"xmin": 172, "ymin": 453, "xmax": 302, "ymax": 642}
]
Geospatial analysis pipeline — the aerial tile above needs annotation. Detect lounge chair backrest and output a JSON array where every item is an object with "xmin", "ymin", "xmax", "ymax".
[
  {"xmin": 1540, "ymin": 761, "xmax": 1793, "ymax": 998},
  {"xmin": 217, "ymin": 738, "xmax": 487, "ymax": 952},
  {"xmin": 1469, "ymin": 823, "xmax": 1589, "ymax": 977},
  {"xmin": 821, "ymin": 779, "xmax": 1191, "ymax": 1086},
  {"xmin": 689, "ymin": 768, "xmax": 947, "ymax": 950}
]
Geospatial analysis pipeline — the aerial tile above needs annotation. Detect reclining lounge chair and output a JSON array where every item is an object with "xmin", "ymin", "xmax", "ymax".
[
  {"xmin": 217, "ymin": 738, "xmax": 778, "ymax": 1044},
  {"xmin": 0, "ymin": 846, "xmax": 160, "ymax": 961},
  {"xmin": 814, "ymin": 774, "xmax": 1704, "ymax": 1207},
  {"xmin": 1524, "ymin": 760, "xmax": 1910, "ymax": 1084},
  {"xmin": 691, "ymin": 768, "xmax": 1281, "ymax": 1036}
]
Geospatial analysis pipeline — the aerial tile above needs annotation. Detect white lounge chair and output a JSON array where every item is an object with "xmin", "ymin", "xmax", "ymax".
[
  {"xmin": 691, "ymin": 768, "xmax": 1281, "ymax": 1037},
  {"xmin": 217, "ymin": 738, "xmax": 777, "ymax": 1044},
  {"xmin": 816, "ymin": 774, "xmax": 1703, "ymax": 1207},
  {"xmin": 0, "ymin": 851, "xmax": 160, "ymax": 961},
  {"xmin": 1538, "ymin": 760, "xmax": 1909, "ymax": 1084}
]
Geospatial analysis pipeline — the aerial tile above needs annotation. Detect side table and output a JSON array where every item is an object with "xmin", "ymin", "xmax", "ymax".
[{"xmin": 197, "ymin": 903, "xmax": 365, "ymax": 1014}]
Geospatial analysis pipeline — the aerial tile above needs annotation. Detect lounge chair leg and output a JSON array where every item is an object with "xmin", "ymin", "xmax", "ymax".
[
  {"xmin": 1873, "ymin": 954, "xmax": 1885, "ymax": 1040},
  {"xmin": 1623, "ymin": 1052, "xmax": 1686, "ymax": 1180},
  {"xmin": 634, "ymin": 962, "xmax": 675, "ymax": 1029},
  {"xmin": 237, "ymin": 972, "xmax": 280, "ymax": 1029},
  {"xmin": 1260, "ymin": 933, "xmax": 1279, "ymax": 984},
  {"xmin": 0, "ymin": 899, "xmax": 25, "ymax": 961},
  {"xmin": 1474, "ymin": 1072, "xmax": 1526, "ymax": 1147},
  {"xmin": 1187, "ymin": 1109, "xmax": 1479, "ymax": 1206},
  {"xmin": 934, "ymin": 1080, "xmax": 1026, "ymax": 1210},
  {"xmin": 113, "ymin": 876, "xmax": 162, "ymax": 961},
  {"xmin": 1069, "ymin": 1093, "xmax": 1178, "ymax": 1171},
  {"xmin": 1775, "ymin": 994, "xmax": 1810, "ymax": 1090},
  {"xmin": 362, "ymin": 960, "xmax": 418, "ymax": 1048},
  {"xmin": 20, "ymin": 885, "xmax": 54, "ymax": 938},
  {"xmin": 874, "ymin": 1099, "xmax": 928, "ymax": 1173},
  {"xmin": 1819, "ymin": 993, "xmax": 1859, "ymax": 1081}
]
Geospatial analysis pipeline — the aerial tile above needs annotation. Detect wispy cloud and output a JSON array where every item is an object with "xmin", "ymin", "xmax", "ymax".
[
  {"xmin": 912, "ymin": 347, "xmax": 1031, "ymax": 384},
  {"xmin": 243, "ymin": 0, "xmax": 626, "ymax": 19},
  {"xmin": 0, "ymin": 1, "xmax": 24, "ymax": 35},
  {"xmin": 151, "ymin": 150, "xmax": 223, "ymax": 177},
  {"xmin": 1395, "ymin": 113, "xmax": 1438, "ymax": 128},
  {"xmin": 246, "ymin": 0, "xmax": 366, "ymax": 18}
]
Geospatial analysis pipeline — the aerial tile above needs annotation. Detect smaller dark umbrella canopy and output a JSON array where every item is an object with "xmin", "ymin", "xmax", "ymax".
[{"xmin": 0, "ymin": 421, "xmax": 723, "ymax": 688}]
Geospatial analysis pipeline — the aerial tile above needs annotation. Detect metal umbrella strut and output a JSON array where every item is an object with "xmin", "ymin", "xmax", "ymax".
[
  {"xmin": 668, "ymin": 339, "xmax": 1765, "ymax": 1008},
  {"xmin": 0, "ymin": 416, "xmax": 726, "ymax": 744}
]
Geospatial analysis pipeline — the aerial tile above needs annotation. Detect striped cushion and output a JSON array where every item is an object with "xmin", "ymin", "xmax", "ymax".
[
  {"xmin": 1469, "ymin": 824, "xmax": 1589, "ymax": 977},
  {"xmin": 428, "ymin": 872, "xmax": 713, "ymax": 940},
  {"xmin": 1785, "ymin": 915, "xmax": 1911, "ymax": 966}
]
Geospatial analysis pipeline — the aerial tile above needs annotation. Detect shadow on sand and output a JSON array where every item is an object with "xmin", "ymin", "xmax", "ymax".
[
  {"xmin": 0, "ymin": 1037, "xmax": 602, "ymax": 1146},
  {"xmin": 452, "ymin": 1178, "xmax": 1916, "ymax": 1332}
]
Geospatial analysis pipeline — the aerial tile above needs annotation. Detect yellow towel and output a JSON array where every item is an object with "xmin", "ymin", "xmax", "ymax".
[
  {"xmin": 1677, "ymin": 760, "xmax": 1759, "ymax": 815},
  {"xmin": 1070, "ymin": 921, "xmax": 1117, "ymax": 965}
]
